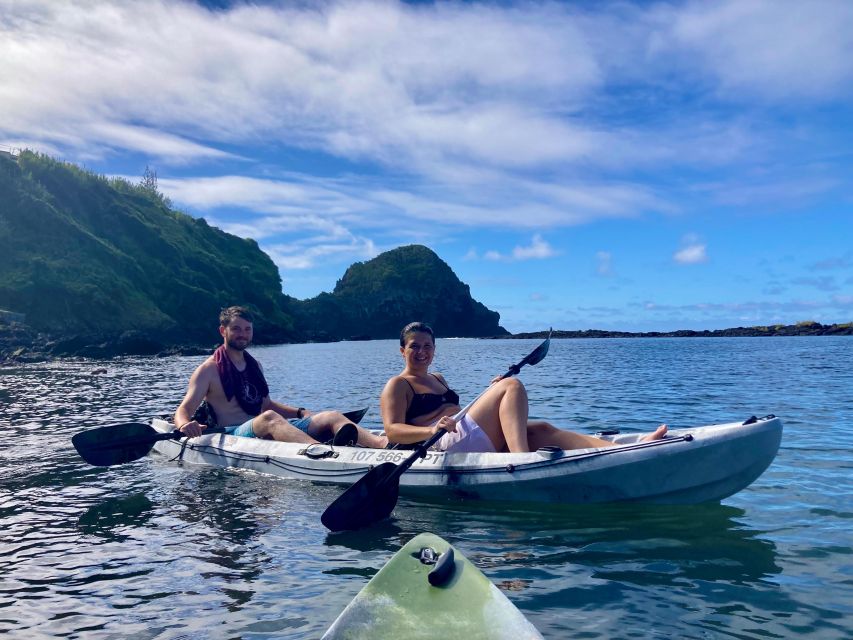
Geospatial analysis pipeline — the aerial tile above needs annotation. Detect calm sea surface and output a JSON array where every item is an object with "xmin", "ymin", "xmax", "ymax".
[{"xmin": 1, "ymin": 337, "xmax": 851, "ymax": 639}]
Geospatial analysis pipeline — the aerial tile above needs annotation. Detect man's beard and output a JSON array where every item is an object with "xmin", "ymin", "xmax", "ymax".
[{"xmin": 226, "ymin": 337, "xmax": 250, "ymax": 351}]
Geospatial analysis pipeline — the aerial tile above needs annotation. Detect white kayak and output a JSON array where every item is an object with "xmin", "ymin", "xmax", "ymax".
[
  {"xmin": 149, "ymin": 414, "xmax": 782, "ymax": 504},
  {"xmin": 322, "ymin": 532, "xmax": 542, "ymax": 640}
]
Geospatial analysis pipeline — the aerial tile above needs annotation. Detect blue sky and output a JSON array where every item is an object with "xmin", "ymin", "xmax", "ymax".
[{"xmin": 1, "ymin": 0, "xmax": 851, "ymax": 332}]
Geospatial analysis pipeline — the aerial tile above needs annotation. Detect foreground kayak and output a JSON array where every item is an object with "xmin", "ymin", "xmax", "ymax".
[
  {"xmin": 149, "ymin": 414, "xmax": 782, "ymax": 504},
  {"xmin": 322, "ymin": 532, "xmax": 542, "ymax": 640}
]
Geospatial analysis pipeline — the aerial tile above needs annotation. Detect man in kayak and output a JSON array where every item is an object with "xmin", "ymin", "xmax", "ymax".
[
  {"xmin": 381, "ymin": 321, "xmax": 667, "ymax": 453},
  {"xmin": 174, "ymin": 306, "xmax": 388, "ymax": 447}
]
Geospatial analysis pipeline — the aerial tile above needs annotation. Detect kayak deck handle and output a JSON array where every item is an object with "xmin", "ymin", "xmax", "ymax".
[
  {"xmin": 595, "ymin": 429, "xmax": 621, "ymax": 436},
  {"xmin": 536, "ymin": 446, "xmax": 563, "ymax": 459},
  {"xmin": 298, "ymin": 445, "xmax": 339, "ymax": 460},
  {"xmin": 417, "ymin": 546, "xmax": 457, "ymax": 587}
]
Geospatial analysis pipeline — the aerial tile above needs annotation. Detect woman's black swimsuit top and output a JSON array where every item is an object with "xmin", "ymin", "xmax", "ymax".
[{"xmin": 403, "ymin": 374, "xmax": 460, "ymax": 423}]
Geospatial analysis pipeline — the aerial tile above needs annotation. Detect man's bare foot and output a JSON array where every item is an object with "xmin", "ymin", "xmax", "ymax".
[{"xmin": 640, "ymin": 424, "xmax": 668, "ymax": 442}]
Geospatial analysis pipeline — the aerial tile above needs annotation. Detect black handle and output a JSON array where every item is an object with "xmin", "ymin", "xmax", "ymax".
[{"xmin": 428, "ymin": 547, "xmax": 456, "ymax": 586}]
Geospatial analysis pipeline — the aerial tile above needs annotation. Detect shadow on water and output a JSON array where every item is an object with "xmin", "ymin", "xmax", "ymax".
[
  {"xmin": 322, "ymin": 521, "xmax": 408, "ymax": 580},
  {"xmin": 353, "ymin": 497, "xmax": 782, "ymax": 585},
  {"xmin": 76, "ymin": 493, "xmax": 155, "ymax": 542},
  {"xmin": 323, "ymin": 519, "xmax": 406, "ymax": 554},
  {"xmin": 355, "ymin": 497, "xmax": 806, "ymax": 639},
  {"xmin": 167, "ymin": 468, "xmax": 267, "ymax": 548}
]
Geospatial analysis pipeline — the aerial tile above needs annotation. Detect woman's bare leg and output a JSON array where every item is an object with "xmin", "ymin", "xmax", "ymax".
[
  {"xmin": 527, "ymin": 421, "xmax": 669, "ymax": 450},
  {"xmin": 467, "ymin": 378, "xmax": 530, "ymax": 452},
  {"xmin": 526, "ymin": 421, "xmax": 616, "ymax": 450}
]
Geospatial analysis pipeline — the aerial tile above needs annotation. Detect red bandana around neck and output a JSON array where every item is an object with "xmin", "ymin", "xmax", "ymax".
[{"xmin": 213, "ymin": 345, "xmax": 269, "ymax": 416}]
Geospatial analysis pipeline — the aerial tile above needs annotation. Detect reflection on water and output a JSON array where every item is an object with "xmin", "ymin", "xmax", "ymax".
[
  {"xmin": 77, "ymin": 493, "xmax": 155, "ymax": 542},
  {"xmin": 1, "ymin": 337, "xmax": 852, "ymax": 638}
]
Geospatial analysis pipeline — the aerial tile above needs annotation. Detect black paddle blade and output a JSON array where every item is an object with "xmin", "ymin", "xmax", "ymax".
[
  {"xmin": 524, "ymin": 330, "xmax": 551, "ymax": 366},
  {"xmin": 72, "ymin": 422, "xmax": 170, "ymax": 467},
  {"xmin": 341, "ymin": 407, "xmax": 368, "ymax": 424},
  {"xmin": 321, "ymin": 462, "xmax": 400, "ymax": 532},
  {"xmin": 502, "ymin": 330, "xmax": 551, "ymax": 378}
]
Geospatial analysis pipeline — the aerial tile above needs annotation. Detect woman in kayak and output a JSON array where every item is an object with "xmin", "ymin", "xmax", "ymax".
[{"xmin": 381, "ymin": 322, "xmax": 667, "ymax": 454}]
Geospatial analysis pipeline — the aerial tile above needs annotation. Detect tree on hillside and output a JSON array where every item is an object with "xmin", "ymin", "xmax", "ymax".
[
  {"xmin": 140, "ymin": 164, "xmax": 171, "ymax": 207},
  {"xmin": 141, "ymin": 165, "xmax": 158, "ymax": 192}
]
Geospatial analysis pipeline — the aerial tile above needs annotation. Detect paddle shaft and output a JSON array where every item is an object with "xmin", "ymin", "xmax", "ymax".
[
  {"xmin": 397, "ymin": 339, "xmax": 553, "ymax": 469},
  {"xmin": 73, "ymin": 406, "xmax": 368, "ymax": 466}
]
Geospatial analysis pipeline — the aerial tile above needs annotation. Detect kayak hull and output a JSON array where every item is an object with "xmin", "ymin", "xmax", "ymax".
[
  {"xmin": 322, "ymin": 532, "xmax": 542, "ymax": 640},
  {"xmin": 150, "ymin": 415, "xmax": 782, "ymax": 505}
]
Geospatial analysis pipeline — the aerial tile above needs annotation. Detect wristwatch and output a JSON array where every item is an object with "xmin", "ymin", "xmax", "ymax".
[{"xmin": 296, "ymin": 407, "xmax": 306, "ymax": 419}]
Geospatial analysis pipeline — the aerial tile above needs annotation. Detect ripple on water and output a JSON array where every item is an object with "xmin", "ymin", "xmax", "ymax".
[{"xmin": 1, "ymin": 338, "xmax": 852, "ymax": 638}]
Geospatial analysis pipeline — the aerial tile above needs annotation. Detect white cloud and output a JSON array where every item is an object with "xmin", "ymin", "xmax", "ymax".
[
  {"xmin": 513, "ymin": 234, "xmax": 558, "ymax": 260},
  {"xmin": 484, "ymin": 234, "xmax": 558, "ymax": 262},
  {"xmin": 674, "ymin": 244, "xmax": 708, "ymax": 265},
  {"xmin": 2, "ymin": 0, "xmax": 840, "ymax": 174},
  {"xmin": 674, "ymin": 234, "xmax": 708, "ymax": 265},
  {"xmin": 266, "ymin": 236, "xmax": 378, "ymax": 271},
  {"xmin": 89, "ymin": 123, "xmax": 236, "ymax": 163},
  {"xmin": 663, "ymin": 0, "xmax": 853, "ymax": 102},
  {"xmin": 0, "ymin": 0, "xmax": 849, "ymax": 236},
  {"xmin": 0, "ymin": 0, "xmax": 604, "ymax": 170},
  {"xmin": 156, "ymin": 171, "xmax": 660, "ymax": 238}
]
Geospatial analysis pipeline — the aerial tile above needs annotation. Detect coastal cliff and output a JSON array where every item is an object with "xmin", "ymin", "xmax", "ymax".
[
  {"xmin": 0, "ymin": 152, "xmax": 506, "ymax": 360},
  {"xmin": 297, "ymin": 245, "xmax": 508, "ymax": 341}
]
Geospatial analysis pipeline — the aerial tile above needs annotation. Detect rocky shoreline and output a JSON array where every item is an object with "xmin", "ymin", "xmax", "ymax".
[
  {"xmin": 2, "ymin": 319, "xmax": 850, "ymax": 365},
  {"xmin": 0, "ymin": 321, "xmax": 212, "ymax": 364},
  {"xmin": 507, "ymin": 321, "xmax": 853, "ymax": 340}
]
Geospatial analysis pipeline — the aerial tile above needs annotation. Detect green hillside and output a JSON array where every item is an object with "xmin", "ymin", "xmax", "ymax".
[
  {"xmin": 0, "ymin": 151, "xmax": 296, "ymax": 348},
  {"xmin": 0, "ymin": 152, "xmax": 507, "ymax": 358}
]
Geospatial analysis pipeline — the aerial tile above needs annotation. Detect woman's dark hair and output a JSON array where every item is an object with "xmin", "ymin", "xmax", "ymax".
[{"xmin": 400, "ymin": 321, "xmax": 434, "ymax": 347}]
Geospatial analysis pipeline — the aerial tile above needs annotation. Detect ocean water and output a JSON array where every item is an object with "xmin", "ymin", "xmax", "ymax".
[{"xmin": 1, "ymin": 337, "xmax": 851, "ymax": 639}]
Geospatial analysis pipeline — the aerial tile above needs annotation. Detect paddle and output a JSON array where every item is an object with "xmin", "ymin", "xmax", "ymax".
[
  {"xmin": 73, "ymin": 407, "xmax": 370, "ymax": 467},
  {"xmin": 321, "ymin": 331, "xmax": 552, "ymax": 532}
]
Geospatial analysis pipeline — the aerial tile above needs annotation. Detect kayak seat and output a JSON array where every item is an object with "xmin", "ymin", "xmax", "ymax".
[{"xmin": 331, "ymin": 423, "xmax": 358, "ymax": 447}]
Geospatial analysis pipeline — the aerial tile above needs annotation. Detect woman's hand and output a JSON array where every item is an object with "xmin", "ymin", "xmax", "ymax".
[
  {"xmin": 432, "ymin": 415, "xmax": 457, "ymax": 436},
  {"xmin": 177, "ymin": 420, "xmax": 206, "ymax": 438},
  {"xmin": 490, "ymin": 374, "xmax": 504, "ymax": 385}
]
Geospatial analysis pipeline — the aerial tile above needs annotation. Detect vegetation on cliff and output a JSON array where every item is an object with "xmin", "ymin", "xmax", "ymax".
[
  {"xmin": 0, "ymin": 151, "xmax": 297, "ymax": 351},
  {"xmin": 0, "ymin": 152, "xmax": 506, "ymax": 359},
  {"xmin": 297, "ymin": 245, "xmax": 508, "ymax": 340}
]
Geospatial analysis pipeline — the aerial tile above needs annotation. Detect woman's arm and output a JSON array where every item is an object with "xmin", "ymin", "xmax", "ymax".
[{"xmin": 381, "ymin": 376, "xmax": 440, "ymax": 444}]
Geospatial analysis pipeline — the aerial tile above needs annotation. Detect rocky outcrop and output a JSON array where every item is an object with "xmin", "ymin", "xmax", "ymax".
[{"xmin": 296, "ymin": 245, "xmax": 509, "ymax": 340}]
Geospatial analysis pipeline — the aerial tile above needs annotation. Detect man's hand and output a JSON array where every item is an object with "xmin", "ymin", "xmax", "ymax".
[{"xmin": 177, "ymin": 420, "xmax": 206, "ymax": 438}]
